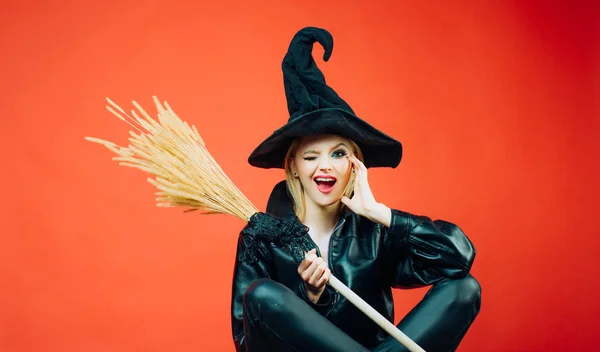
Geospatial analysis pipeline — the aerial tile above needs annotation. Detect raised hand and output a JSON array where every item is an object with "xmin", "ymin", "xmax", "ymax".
[
  {"xmin": 340, "ymin": 155, "xmax": 378, "ymax": 217},
  {"xmin": 340, "ymin": 154, "xmax": 392, "ymax": 227}
]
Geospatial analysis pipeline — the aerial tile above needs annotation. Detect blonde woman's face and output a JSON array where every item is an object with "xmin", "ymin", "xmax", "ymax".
[{"xmin": 291, "ymin": 134, "xmax": 353, "ymax": 208}]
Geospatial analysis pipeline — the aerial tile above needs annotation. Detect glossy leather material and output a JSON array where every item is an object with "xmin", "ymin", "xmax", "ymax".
[{"xmin": 231, "ymin": 181, "xmax": 479, "ymax": 350}]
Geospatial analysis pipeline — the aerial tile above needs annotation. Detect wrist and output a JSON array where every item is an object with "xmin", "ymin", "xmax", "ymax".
[
  {"xmin": 306, "ymin": 288, "xmax": 323, "ymax": 304},
  {"xmin": 366, "ymin": 203, "xmax": 392, "ymax": 228}
]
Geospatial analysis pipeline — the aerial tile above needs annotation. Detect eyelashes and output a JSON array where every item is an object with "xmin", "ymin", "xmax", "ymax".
[
  {"xmin": 332, "ymin": 149, "xmax": 347, "ymax": 158},
  {"xmin": 303, "ymin": 149, "xmax": 347, "ymax": 161}
]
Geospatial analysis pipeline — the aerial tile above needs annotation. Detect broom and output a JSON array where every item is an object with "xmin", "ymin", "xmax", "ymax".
[{"xmin": 85, "ymin": 96, "xmax": 426, "ymax": 352}]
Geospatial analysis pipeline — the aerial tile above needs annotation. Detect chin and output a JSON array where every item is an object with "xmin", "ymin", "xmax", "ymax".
[
  {"xmin": 310, "ymin": 192, "xmax": 343, "ymax": 208},
  {"xmin": 318, "ymin": 200, "xmax": 340, "ymax": 208}
]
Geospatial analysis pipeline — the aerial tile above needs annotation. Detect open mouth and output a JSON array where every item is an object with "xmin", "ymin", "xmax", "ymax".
[{"xmin": 313, "ymin": 176, "xmax": 337, "ymax": 194}]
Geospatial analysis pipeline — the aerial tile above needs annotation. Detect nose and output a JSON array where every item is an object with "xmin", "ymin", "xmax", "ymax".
[{"xmin": 318, "ymin": 155, "xmax": 332, "ymax": 171}]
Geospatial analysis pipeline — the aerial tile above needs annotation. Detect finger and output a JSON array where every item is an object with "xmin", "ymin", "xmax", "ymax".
[
  {"xmin": 301, "ymin": 256, "xmax": 322, "ymax": 281},
  {"xmin": 349, "ymin": 156, "xmax": 369, "ymax": 188},
  {"xmin": 316, "ymin": 268, "xmax": 331, "ymax": 287},
  {"xmin": 340, "ymin": 196, "xmax": 357, "ymax": 212},
  {"xmin": 348, "ymin": 156, "xmax": 367, "ymax": 184},
  {"xmin": 353, "ymin": 170, "xmax": 361, "ymax": 187},
  {"xmin": 351, "ymin": 154, "xmax": 367, "ymax": 172},
  {"xmin": 309, "ymin": 261, "xmax": 327, "ymax": 286},
  {"xmin": 298, "ymin": 260, "xmax": 311, "ymax": 274},
  {"xmin": 305, "ymin": 257, "xmax": 324, "ymax": 280},
  {"xmin": 298, "ymin": 252, "xmax": 315, "ymax": 270},
  {"xmin": 303, "ymin": 248, "xmax": 316, "ymax": 259},
  {"xmin": 346, "ymin": 154, "xmax": 358, "ymax": 170},
  {"xmin": 298, "ymin": 251, "xmax": 316, "ymax": 273},
  {"xmin": 358, "ymin": 169, "xmax": 370, "ymax": 190}
]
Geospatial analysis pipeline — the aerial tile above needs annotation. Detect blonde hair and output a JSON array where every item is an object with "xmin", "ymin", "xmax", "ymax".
[{"xmin": 283, "ymin": 137, "xmax": 364, "ymax": 221}]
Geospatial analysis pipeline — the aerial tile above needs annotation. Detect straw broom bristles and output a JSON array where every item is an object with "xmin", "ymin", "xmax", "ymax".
[{"xmin": 85, "ymin": 96, "xmax": 258, "ymax": 221}]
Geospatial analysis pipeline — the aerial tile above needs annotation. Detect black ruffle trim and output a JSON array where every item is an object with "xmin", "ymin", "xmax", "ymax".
[{"xmin": 239, "ymin": 212, "xmax": 313, "ymax": 264}]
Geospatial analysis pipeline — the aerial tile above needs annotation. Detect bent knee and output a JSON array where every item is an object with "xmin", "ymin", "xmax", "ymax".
[
  {"xmin": 453, "ymin": 274, "xmax": 481, "ymax": 310},
  {"xmin": 244, "ymin": 278, "xmax": 276, "ymax": 303},
  {"xmin": 243, "ymin": 278, "xmax": 288, "ymax": 309}
]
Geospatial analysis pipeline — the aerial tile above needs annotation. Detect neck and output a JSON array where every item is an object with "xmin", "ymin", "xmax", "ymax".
[{"xmin": 302, "ymin": 198, "xmax": 341, "ymax": 237}]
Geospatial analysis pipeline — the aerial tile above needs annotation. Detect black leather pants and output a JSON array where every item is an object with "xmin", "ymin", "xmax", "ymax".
[{"xmin": 242, "ymin": 276, "xmax": 481, "ymax": 352}]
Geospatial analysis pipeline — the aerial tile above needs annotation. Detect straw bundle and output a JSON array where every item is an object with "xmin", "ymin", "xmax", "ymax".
[
  {"xmin": 85, "ymin": 96, "xmax": 257, "ymax": 220},
  {"xmin": 85, "ymin": 97, "xmax": 425, "ymax": 352}
]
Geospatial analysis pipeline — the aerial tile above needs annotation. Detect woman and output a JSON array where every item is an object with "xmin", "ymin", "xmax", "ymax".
[{"xmin": 231, "ymin": 27, "xmax": 481, "ymax": 351}]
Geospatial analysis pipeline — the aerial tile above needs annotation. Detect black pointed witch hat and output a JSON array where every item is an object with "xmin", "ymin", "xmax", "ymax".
[{"xmin": 248, "ymin": 27, "xmax": 402, "ymax": 169}]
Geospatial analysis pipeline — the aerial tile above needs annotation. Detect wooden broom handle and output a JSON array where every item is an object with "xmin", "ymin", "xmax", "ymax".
[{"xmin": 327, "ymin": 275, "xmax": 426, "ymax": 352}]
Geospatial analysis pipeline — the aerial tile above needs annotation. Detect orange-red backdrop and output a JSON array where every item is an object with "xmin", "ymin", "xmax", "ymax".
[{"xmin": 2, "ymin": 1, "xmax": 599, "ymax": 351}]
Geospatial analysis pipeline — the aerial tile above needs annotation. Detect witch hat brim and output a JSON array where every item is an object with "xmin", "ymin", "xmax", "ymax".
[{"xmin": 248, "ymin": 27, "xmax": 402, "ymax": 169}]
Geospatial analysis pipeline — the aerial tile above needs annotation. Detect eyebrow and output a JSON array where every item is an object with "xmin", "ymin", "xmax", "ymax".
[{"xmin": 303, "ymin": 143, "xmax": 348, "ymax": 155}]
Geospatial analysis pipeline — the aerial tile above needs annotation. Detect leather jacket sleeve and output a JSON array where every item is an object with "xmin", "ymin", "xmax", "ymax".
[
  {"xmin": 382, "ymin": 209, "xmax": 476, "ymax": 288},
  {"xmin": 230, "ymin": 234, "xmax": 271, "ymax": 352}
]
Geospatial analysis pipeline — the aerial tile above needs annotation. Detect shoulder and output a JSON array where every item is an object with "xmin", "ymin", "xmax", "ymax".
[
  {"xmin": 341, "ymin": 211, "xmax": 386, "ymax": 239},
  {"xmin": 266, "ymin": 180, "xmax": 295, "ymax": 219}
]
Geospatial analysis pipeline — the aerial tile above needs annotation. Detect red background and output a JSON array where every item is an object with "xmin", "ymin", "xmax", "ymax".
[{"xmin": 2, "ymin": 1, "xmax": 599, "ymax": 351}]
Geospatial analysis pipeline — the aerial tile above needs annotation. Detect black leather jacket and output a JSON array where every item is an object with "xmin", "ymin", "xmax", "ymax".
[{"xmin": 231, "ymin": 181, "xmax": 476, "ymax": 350}]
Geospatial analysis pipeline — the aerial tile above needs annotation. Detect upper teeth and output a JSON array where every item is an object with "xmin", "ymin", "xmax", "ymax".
[{"xmin": 315, "ymin": 177, "xmax": 335, "ymax": 181}]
